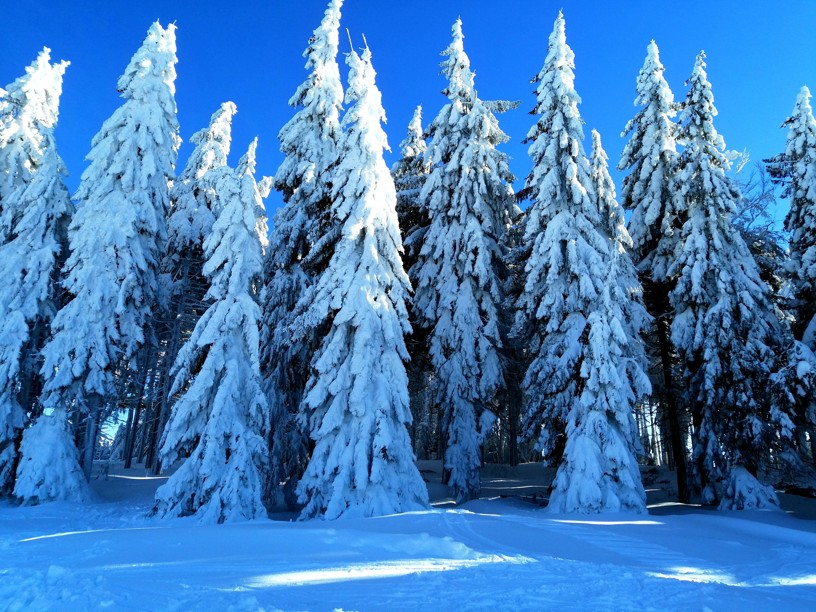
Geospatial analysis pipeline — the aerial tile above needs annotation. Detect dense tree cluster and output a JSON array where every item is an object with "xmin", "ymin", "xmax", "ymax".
[{"xmin": 1, "ymin": 3, "xmax": 814, "ymax": 520}]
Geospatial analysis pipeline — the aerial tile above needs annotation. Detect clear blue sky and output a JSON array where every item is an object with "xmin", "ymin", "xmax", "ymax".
[{"xmin": 3, "ymin": 1, "xmax": 815, "ymax": 217}]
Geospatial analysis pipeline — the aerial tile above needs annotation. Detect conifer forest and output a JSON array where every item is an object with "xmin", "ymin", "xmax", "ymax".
[{"xmin": 3, "ymin": 0, "xmax": 816, "ymax": 525}]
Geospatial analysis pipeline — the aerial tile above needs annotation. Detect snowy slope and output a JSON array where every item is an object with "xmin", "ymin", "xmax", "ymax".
[{"xmin": 1, "ymin": 462, "xmax": 815, "ymax": 610}]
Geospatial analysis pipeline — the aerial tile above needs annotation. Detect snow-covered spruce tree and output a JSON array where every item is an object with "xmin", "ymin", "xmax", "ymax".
[
  {"xmin": 138, "ymin": 102, "xmax": 237, "ymax": 472},
  {"xmin": 259, "ymin": 0, "xmax": 344, "ymax": 507},
  {"xmin": 774, "ymin": 87, "xmax": 816, "ymax": 346},
  {"xmin": 412, "ymin": 19, "xmax": 515, "ymax": 502},
  {"xmin": 617, "ymin": 41, "xmax": 689, "ymax": 501},
  {"xmin": 167, "ymin": 102, "xmax": 236, "ymax": 259},
  {"xmin": 514, "ymin": 10, "xmax": 593, "ymax": 465},
  {"xmin": 669, "ymin": 52, "xmax": 795, "ymax": 509},
  {"xmin": 0, "ymin": 50, "xmax": 72, "ymax": 495},
  {"xmin": 514, "ymin": 13, "xmax": 649, "ymax": 510},
  {"xmin": 153, "ymin": 140, "xmax": 270, "ymax": 523},
  {"xmin": 14, "ymin": 22, "xmax": 180, "ymax": 503},
  {"xmin": 0, "ymin": 50, "xmax": 69, "ymax": 244},
  {"xmin": 297, "ymin": 45, "xmax": 429, "ymax": 520},
  {"xmin": 390, "ymin": 105, "xmax": 434, "ymax": 457},
  {"xmin": 392, "ymin": 104, "xmax": 430, "ymax": 274},
  {"xmin": 546, "ymin": 129, "xmax": 651, "ymax": 513},
  {"xmin": 619, "ymin": 41, "xmax": 681, "ymax": 273}
]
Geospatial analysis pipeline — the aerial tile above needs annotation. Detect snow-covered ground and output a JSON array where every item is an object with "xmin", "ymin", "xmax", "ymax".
[{"xmin": 2, "ymin": 461, "xmax": 815, "ymax": 610}]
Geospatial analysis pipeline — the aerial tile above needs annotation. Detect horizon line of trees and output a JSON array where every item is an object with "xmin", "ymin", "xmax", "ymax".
[{"xmin": 1, "ymin": 0, "xmax": 815, "ymax": 522}]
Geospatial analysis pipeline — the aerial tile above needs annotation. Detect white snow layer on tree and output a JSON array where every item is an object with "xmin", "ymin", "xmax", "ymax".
[
  {"xmin": 412, "ymin": 19, "xmax": 514, "ymax": 504},
  {"xmin": 15, "ymin": 22, "xmax": 180, "ymax": 504},
  {"xmin": 618, "ymin": 40, "xmax": 679, "ymax": 274},
  {"xmin": 296, "ymin": 45, "xmax": 429, "ymax": 520},
  {"xmin": 0, "ymin": 49, "xmax": 72, "ymax": 494},
  {"xmin": 154, "ymin": 140, "xmax": 270, "ymax": 524},
  {"xmin": 260, "ymin": 0, "xmax": 345, "ymax": 507},
  {"xmin": 669, "ymin": 52, "xmax": 793, "ymax": 510}
]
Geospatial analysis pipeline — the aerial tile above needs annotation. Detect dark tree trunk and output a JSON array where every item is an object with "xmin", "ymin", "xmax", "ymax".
[{"xmin": 645, "ymin": 276, "xmax": 690, "ymax": 504}]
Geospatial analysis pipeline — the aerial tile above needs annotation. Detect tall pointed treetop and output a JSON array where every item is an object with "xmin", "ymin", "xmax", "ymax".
[
  {"xmin": 441, "ymin": 19, "xmax": 475, "ymax": 104},
  {"xmin": 392, "ymin": 104, "xmax": 430, "ymax": 269},
  {"xmin": 401, "ymin": 105, "xmax": 425, "ymax": 159},
  {"xmin": 779, "ymin": 86, "xmax": 816, "ymax": 343},
  {"xmin": 523, "ymin": 10, "xmax": 592, "ymax": 238},
  {"xmin": 118, "ymin": 22, "xmax": 178, "ymax": 100},
  {"xmin": 678, "ymin": 52, "xmax": 726, "ymax": 161},
  {"xmin": 0, "ymin": 48, "xmax": 69, "ymax": 240},
  {"xmin": 190, "ymin": 102, "xmax": 237, "ymax": 179},
  {"xmin": 275, "ymin": 0, "xmax": 344, "ymax": 204},
  {"xmin": 167, "ymin": 101, "xmax": 236, "ymax": 253},
  {"xmin": 618, "ymin": 40, "xmax": 678, "ymax": 269},
  {"xmin": 590, "ymin": 129, "xmax": 629, "ymax": 246},
  {"xmin": 2, "ymin": 48, "xmax": 68, "ymax": 131}
]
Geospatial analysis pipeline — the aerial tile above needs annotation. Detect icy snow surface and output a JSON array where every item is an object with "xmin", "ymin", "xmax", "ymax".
[{"xmin": 1, "ymin": 460, "xmax": 815, "ymax": 610}]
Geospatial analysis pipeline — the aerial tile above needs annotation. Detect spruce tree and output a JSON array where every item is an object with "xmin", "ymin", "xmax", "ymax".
[
  {"xmin": 412, "ymin": 19, "xmax": 515, "ymax": 502},
  {"xmin": 546, "ymin": 130, "xmax": 651, "ymax": 513},
  {"xmin": 514, "ymin": 10, "xmax": 593, "ymax": 464},
  {"xmin": 14, "ymin": 22, "xmax": 180, "ymax": 503},
  {"xmin": 153, "ymin": 140, "xmax": 270, "ymax": 523},
  {"xmin": 297, "ymin": 45, "xmax": 429, "ymax": 519},
  {"xmin": 259, "ymin": 0, "xmax": 344, "ymax": 507},
  {"xmin": 669, "ymin": 52, "xmax": 794, "ymax": 509},
  {"xmin": 619, "ymin": 41, "xmax": 681, "ymax": 274},
  {"xmin": 617, "ymin": 41, "xmax": 689, "ymax": 501},
  {"xmin": 140, "ymin": 102, "xmax": 237, "ymax": 471},
  {"xmin": 0, "ymin": 49, "xmax": 72, "ymax": 495},
  {"xmin": 514, "ymin": 14, "xmax": 650, "ymax": 512},
  {"xmin": 392, "ymin": 105, "xmax": 430, "ymax": 274},
  {"xmin": 391, "ymin": 105, "xmax": 434, "ymax": 456},
  {"xmin": 166, "ymin": 102, "xmax": 236, "ymax": 282},
  {"xmin": 774, "ymin": 87, "xmax": 816, "ymax": 346},
  {"xmin": 0, "ymin": 49, "xmax": 69, "ymax": 243}
]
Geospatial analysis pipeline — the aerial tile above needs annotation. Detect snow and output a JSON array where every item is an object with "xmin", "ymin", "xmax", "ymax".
[{"xmin": 1, "ymin": 461, "xmax": 816, "ymax": 610}]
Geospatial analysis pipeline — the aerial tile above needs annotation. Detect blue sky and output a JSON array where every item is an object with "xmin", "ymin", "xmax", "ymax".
[{"xmin": 3, "ymin": 1, "xmax": 815, "ymax": 217}]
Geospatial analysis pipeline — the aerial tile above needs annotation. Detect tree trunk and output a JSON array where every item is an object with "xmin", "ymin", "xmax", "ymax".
[
  {"xmin": 80, "ymin": 397, "xmax": 102, "ymax": 481},
  {"xmin": 645, "ymin": 276, "xmax": 690, "ymax": 503},
  {"xmin": 506, "ymin": 354, "xmax": 522, "ymax": 467},
  {"xmin": 123, "ymin": 403, "xmax": 142, "ymax": 469}
]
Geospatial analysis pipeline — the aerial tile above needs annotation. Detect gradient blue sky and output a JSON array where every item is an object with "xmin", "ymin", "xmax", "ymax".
[{"xmin": 3, "ymin": 1, "xmax": 815, "ymax": 217}]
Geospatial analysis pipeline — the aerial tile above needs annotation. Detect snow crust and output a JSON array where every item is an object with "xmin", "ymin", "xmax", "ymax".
[{"xmin": 2, "ymin": 461, "xmax": 816, "ymax": 610}]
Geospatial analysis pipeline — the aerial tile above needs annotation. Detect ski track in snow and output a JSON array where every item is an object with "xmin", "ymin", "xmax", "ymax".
[{"xmin": 1, "ymin": 470, "xmax": 816, "ymax": 610}]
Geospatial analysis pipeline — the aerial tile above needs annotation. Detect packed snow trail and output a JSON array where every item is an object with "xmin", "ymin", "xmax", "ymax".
[{"xmin": 1, "ymin": 463, "xmax": 816, "ymax": 610}]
